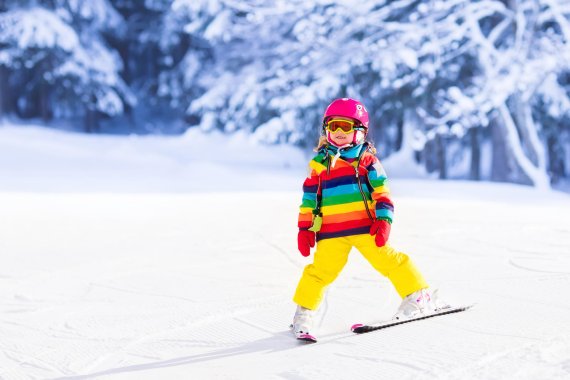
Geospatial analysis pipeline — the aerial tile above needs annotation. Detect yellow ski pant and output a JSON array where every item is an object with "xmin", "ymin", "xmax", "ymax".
[{"xmin": 293, "ymin": 234, "xmax": 428, "ymax": 310}]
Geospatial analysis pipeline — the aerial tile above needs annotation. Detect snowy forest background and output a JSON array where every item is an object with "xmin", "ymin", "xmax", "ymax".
[{"xmin": 1, "ymin": 0, "xmax": 570, "ymax": 190}]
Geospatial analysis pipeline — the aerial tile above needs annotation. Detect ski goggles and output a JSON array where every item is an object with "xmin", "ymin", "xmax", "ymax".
[{"xmin": 325, "ymin": 118, "xmax": 363, "ymax": 133}]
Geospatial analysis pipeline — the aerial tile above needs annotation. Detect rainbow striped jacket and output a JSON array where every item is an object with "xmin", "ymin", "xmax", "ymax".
[{"xmin": 298, "ymin": 144, "xmax": 394, "ymax": 241}]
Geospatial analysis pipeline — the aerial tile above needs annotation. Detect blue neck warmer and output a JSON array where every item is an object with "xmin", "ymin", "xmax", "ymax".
[
  {"xmin": 323, "ymin": 143, "xmax": 368, "ymax": 168},
  {"xmin": 324, "ymin": 143, "xmax": 365, "ymax": 159}
]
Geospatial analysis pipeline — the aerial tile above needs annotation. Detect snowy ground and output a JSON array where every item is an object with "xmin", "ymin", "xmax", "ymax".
[{"xmin": 1, "ymin": 124, "xmax": 570, "ymax": 380}]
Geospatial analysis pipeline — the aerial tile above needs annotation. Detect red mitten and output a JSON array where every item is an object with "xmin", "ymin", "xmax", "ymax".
[
  {"xmin": 369, "ymin": 219, "xmax": 391, "ymax": 247},
  {"xmin": 297, "ymin": 230, "xmax": 316, "ymax": 257}
]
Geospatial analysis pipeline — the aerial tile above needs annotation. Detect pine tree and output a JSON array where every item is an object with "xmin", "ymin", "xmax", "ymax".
[
  {"xmin": 0, "ymin": 0, "xmax": 134, "ymax": 132},
  {"xmin": 1, "ymin": 0, "xmax": 569, "ymax": 187}
]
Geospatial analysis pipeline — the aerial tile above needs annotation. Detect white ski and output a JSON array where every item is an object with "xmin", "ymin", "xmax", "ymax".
[{"xmin": 351, "ymin": 304, "xmax": 474, "ymax": 334}]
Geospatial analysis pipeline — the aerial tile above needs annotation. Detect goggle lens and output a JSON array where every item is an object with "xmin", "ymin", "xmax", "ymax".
[{"xmin": 326, "ymin": 118, "xmax": 357, "ymax": 133}]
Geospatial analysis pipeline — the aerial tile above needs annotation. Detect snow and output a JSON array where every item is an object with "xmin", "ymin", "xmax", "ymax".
[
  {"xmin": 64, "ymin": 0, "xmax": 124, "ymax": 30},
  {"xmin": 0, "ymin": 8, "xmax": 79, "ymax": 53},
  {"xmin": 0, "ymin": 123, "xmax": 305, "ymax": 193},
  {"xmin": 1, "ymin": 123, "xmax": 570, "ymax": 379},
  {"xmin": 203, "ymin": 9, "xmax": 232, "ymax": 42}
]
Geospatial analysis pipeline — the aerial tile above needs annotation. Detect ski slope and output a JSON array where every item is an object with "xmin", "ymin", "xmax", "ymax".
[{"xmin": 1, "ymin": 125, "xmax": 570, "ymax": 379}]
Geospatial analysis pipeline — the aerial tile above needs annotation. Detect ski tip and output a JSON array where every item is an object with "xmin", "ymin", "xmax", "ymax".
[
  {"xmin": 351, "ymin": 323, "xmax": 364, "ymax": 332},
  {"xmin": 296, "ymin": 333, "xmax": 317, "ymax": 343}
]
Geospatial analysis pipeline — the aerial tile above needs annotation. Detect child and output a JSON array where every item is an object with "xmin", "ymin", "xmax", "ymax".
[{"xmin": 291, "ymin": 98, "xmax": 446, "ymax": 341}]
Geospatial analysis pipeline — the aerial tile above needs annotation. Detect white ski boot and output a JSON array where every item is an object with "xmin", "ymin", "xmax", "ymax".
[
  {"xmin": 393, "ymin": 288, "xmax": 449, "ymax": 321},
  {"xmin": 291, "ymin": 305, "xmax": 317, "ymax": 342}
]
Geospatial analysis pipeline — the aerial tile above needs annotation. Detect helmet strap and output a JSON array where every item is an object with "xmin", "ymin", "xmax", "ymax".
[{"xmin": 354, "ymin": 130, "xmax": 366, "ymax": 145}]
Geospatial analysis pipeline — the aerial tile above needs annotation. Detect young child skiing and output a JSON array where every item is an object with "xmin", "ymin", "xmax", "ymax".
[{"xmin": 291, "ymin": 98, "xmax": 446, "ymax": 342}]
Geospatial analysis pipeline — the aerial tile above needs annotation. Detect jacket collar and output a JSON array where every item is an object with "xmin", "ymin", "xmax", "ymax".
[{"xmin": 324, "ymin": 143, "xmax": 366, "ymax": 159}]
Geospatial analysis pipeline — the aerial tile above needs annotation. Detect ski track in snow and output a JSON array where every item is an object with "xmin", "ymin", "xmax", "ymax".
[{"xmin": 1, "ymin": 184, "xmax": 570, "ymax": 379}]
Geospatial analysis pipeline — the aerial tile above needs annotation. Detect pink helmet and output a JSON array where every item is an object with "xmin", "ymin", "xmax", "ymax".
[{"xmin": 323, "ymin": 98, "xmax": 370, "ymax": 128}]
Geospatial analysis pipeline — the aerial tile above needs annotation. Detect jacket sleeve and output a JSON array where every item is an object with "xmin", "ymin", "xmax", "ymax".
[
  {"xmin": 364, "ymin": 154, "xmax": 394, "ymax": 223},
  {"xmin": 298, "ymin": 165, "xmax": 320, "ymax": 231}
]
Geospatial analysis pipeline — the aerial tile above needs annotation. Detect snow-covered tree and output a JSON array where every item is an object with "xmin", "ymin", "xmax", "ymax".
[
  {"xmin": 409, "ymin": 0, "xmax": 570, "ymax": 188},
  {"xmin": 0, "ymin": 7, "xmax": 78, "ymax": 120},
  {"xmin": 157, "ymin": 0, "xmax": 272, "ymax": 132},
  {"xmin": 1, "ymin": 0, "xmax": 569, "ymax": 187},
  {"xmin": 109, "ymin": 0, "xmax": 180, "ymax": 133},
  {"xmin": 172, "ymin": 0, "xmax": 569, "ymax": 187},
  {"xmin": 0, "ymin": 1, "xmax": 134, "ymax": 131}
]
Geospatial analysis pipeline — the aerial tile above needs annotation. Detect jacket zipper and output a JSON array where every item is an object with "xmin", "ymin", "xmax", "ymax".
[
  {"xmin": 355, "ymin": 165, "xmax": 374, "ymax": 221},
  {"xmin": 326, "ymin": 146, "xmax": 374, "ymax": 221}
]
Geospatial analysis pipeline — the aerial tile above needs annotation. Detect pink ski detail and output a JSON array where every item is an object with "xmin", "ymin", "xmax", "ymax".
[
  {"xmin": 297, "ymin": 333, "xmax": 317, "ymax": 342},
  {"xmin": 351, "ymin": 323, "xmax": 364, "ymax": 331}
]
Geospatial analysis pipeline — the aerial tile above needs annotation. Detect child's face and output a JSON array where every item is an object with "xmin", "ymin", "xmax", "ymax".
[{"xmin": 329, "ymin": 129, "xmax": 355, "ymax": 147}]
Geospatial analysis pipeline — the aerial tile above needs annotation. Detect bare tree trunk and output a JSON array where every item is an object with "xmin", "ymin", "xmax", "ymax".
[
  {"xmin": 511, "ymin": 95, "xmax": 548, "ymax": 174},
  {"xmin": 0, "ymin": 65, "xmax": 6, "ymax": 118},
  {"xmin": 490, "ymin": 115, "xmax": 511, "ymax": 183},
  {"xmin": 436, "ymin": 134, "xmax": 447, "ymax": 179},
  {"xmin": 546, "ymin": 135, "xmax": 564, "ymax": 184},
  {"xmin": 85, "ymin": 107, "xmax": 99, "ymax": 133},
  {"xmin": 494, "ymin": 103, "xmax": 550, "ymax": 188},
  {"xmin": 39, "ymin": 79, "xmax": 51, "ymax": 122},
  {"xmin": 469, "ymin": 127, "xmax": 481, "ymax": 180},
  {"xmin": 395, "ymin": 114, "xmax": 404, "ymax": 151},
  {"xmin": 38, "ymin": 55, "xmax": 54, "ymax": 122}
]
